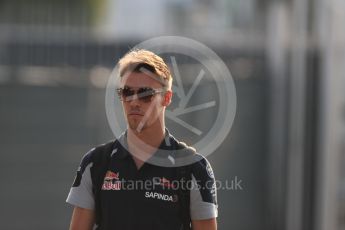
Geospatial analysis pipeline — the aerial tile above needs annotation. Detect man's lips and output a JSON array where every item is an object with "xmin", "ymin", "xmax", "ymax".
[{"xmin": 128, "ymin": 113, "xmax": 144, "ymax": 116}]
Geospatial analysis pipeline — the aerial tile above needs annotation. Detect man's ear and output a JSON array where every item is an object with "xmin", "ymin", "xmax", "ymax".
[{"xmin": 162, "ymin": 91, "xmax": 172, "ymax": 106}]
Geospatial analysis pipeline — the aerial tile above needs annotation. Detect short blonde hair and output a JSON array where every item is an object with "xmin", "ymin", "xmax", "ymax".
[{"xmin": 118, "ymin": 49, "xmax": 172, "ymax": 89}]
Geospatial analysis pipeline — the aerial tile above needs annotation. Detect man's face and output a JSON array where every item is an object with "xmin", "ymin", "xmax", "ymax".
[{"xmin": 119, "ymin": 72, "xmax": 170, "ymax": 132}]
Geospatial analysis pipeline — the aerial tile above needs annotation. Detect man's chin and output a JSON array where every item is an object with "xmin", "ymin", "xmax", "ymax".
[{"xmin": 128, "ymin": 121, "xmax": 145, "ymax": 132}]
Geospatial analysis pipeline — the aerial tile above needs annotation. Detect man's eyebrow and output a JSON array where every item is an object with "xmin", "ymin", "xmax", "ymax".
[{"xmin": 122, "ymin": 85, "xmax": 153, "ymax": 89}]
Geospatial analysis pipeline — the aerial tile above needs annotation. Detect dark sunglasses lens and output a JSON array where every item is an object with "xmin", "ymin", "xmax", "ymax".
[
  {"xmin": 138, "ymin": 88, "xmax": 155, "ymax": 102},
  {"xmin": 122, "ymin": 88, "xmax": 134, "ymax": 97},
  {"xmin": 118, "ymin": 87, "xmax": 158, "ymax": 102}
]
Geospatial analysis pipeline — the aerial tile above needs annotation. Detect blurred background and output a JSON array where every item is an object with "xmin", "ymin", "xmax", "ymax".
[{"xmin": 0, "ymin": 0, "xmax": 344, "ymax": 229}]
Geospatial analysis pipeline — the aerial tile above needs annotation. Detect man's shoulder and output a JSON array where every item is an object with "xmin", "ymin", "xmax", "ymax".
[
  {"xmin": 80, "ymin": 140, "xmax": 115, "ymax": 165},
  {"xmin": 92, "ymin": 140, "xmax": 115, "ymax": 155},
  {"xmin": 168, "ymin": 133, "xmax": 211, "ymax": 169},
  {"xmin": 168, "ymin": 134, "xmax": 195, "ymax": 155}
]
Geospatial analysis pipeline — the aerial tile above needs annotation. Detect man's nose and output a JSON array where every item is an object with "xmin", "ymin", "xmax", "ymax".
[{"xmin": 128, "ymin": 94, "xmax": 141, "ymax": 106}]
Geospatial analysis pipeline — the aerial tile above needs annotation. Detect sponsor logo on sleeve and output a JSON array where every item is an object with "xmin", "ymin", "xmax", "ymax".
[{"xmin": 206, "ymin": 164, "xmax": 214, "ymax": 179}]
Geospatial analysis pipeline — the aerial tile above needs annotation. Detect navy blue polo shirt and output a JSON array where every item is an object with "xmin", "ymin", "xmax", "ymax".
[{"xmin": 67, "ymin": 130, "xmax": 218, "ymax": 230}]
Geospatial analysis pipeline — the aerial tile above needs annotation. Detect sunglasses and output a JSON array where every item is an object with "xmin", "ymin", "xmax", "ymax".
[{"xmin": 116, "ymin": 86, "xmax": 165, "ymax": 103}]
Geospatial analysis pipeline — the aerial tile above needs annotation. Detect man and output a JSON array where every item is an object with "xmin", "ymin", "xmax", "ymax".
[{"xmin": 66, "ymin": 49, "xmax": 218, "ymax": 230}]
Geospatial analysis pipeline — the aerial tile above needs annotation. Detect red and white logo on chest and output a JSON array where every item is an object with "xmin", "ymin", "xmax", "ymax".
[{"xmin": 102, "ymin": 170, "xmax": 121, "ymax": 191}]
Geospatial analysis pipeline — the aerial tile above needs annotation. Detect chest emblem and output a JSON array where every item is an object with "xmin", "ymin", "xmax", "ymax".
[
  {"xmin": 102, "ymin": 170, "xmax": 121, "ymax": 191},
  {"xmin": 153, "ymin": 177, "xmax": 176, "ymax": 189}
]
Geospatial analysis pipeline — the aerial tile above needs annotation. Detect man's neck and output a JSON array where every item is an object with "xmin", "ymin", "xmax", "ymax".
[
  {"xmin": 126, "ymin": 123, "xmax": 166, "ymax": 168},
  {"xmin": 128, "ymin": 125, "xmax": 165, "ymax": 148}
]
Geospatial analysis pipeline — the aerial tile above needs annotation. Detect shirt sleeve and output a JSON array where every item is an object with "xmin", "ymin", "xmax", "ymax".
[
  {"xmin": 66, "ymin": 149, "xmax": 95, "ymax": 210},
  {"xmin": 190, "ymin": 156, "xmax": 218, "ymax": 220}
]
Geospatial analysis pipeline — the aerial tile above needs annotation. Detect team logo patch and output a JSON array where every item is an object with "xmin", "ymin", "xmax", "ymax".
[
  {"xmin": 152, "ymin": 177, "xmax": 176, "ymax": 189},
  {"xmin": 102, "ymin": 170, "xmax": 121, "ymax": 190},
  {"xmin": 160, "ymin": 177, "xmax": 174, "ymax": 188},
  {"xmin": 206, "ymin": 164, "xmax": 214, "ymax": 178},
  {"xmin": 160, "ymin": 177, "xmax": 175, "ymax": 189},
  {"xmin": 104, "ymin": 171, "xmax": 120, "ymax": 180}
]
